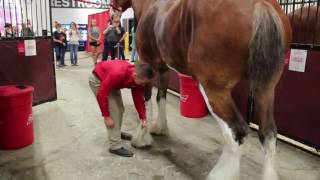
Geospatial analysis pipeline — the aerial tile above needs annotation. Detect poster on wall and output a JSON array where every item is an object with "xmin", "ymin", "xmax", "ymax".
[
  {"xmin": 24, "ymin": 40, "xmax": 37, "ymax": 56},
  {"xmin": 289, "ymin": 49, "xmax": 308, "ymax": 72}
]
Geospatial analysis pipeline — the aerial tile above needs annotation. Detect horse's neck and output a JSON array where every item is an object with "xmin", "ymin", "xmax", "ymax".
[{"xmin": 132, "ymin": 0, "xmax": 156, "ymax": 20}]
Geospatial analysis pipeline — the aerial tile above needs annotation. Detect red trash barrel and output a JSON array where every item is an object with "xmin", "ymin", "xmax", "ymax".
[
  {"xmin": 0, "ymin": 85, "xmax": 34, "ymax": 149},
  {"xmin": 178, "ymin": 74, "xmax": 208, "ymax": 118}
]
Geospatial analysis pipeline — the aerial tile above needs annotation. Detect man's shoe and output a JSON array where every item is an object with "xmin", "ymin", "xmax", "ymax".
[
  {"xmin": 121, "ymin": 132, "xmax": 132, "ymax": 141},
  {"xmin": 109, "ymin": 147, "xmax": 133, "ymax": 157}
]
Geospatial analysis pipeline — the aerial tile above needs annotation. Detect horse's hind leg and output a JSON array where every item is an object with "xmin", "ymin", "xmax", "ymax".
[
  {"xmin": 149, "ymin": 69, "xmax": 170, "ymax": 136},
  {"xmin": 199, "ymin": 85, "xmax": 248, "ymax": 180},
  {"xmin": 253, "ymin": 74, "xmax": 282, "ymax": 180}
]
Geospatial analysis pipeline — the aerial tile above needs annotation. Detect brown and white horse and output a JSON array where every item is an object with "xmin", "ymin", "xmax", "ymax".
[{"xmin": 112, "ymin": 0, "xmax": 291, "ymax": 179}]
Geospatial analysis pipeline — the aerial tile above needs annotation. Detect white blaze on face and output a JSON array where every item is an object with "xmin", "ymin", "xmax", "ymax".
[{"xmin": 199, "ymin": 84, "xmax": 241, "ymax": 180}]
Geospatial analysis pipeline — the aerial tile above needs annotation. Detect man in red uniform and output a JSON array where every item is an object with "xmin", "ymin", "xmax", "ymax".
[{"xmin": 89, "ymin": 60, "xmax": 154, "ymax": 157}]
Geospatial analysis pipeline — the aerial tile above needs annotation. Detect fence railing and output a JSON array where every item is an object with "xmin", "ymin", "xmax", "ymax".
[
  {"xmin": 278, "ymin": 0, "xmax": 320, "ymax": 48},
  {"xmin": 0, "ymin": 0, "xmax": 52, "ymax": 39}
]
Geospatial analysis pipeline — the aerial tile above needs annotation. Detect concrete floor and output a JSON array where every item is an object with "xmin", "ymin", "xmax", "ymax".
[{"xmin": 0, "ymin": 52, "xmax": 319, "ymax": 180}]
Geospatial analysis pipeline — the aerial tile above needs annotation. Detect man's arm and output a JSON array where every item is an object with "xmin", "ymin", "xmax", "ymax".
[{"xmin": 131, "ymin": 86, "xmax": 147, "ymax": 123}]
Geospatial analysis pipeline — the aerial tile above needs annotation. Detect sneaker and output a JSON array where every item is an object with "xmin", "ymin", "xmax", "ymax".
[
  {"xmin": 109, "ymin": 147, "xmax": 133, "ymax": 157},
  {"xmin": 121, "ymin": 132, "xmax": 132, "ymax": 141}
]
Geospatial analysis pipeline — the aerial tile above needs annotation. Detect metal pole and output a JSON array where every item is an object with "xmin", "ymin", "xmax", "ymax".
[
  {"xmin": 25, "ymin": 0, "xmax": 28, "ymax": 26},
  {"xmin": 39, "ymin": 0, "xmax": 43, "ymax": 31},
  {"xmin": 3, "ymin": 0, "xmax": 7, "ymax": 24},
  {"xmin": 8, "ymin": 0, "xmax": 12, "ymax": 26},
  {"xmin": 35, "ymin": 0, "xmax": 39, "ymax": 36},
  {"xmin": 19, "ymin": 0, "xmax": 23, "ymax": 33},
  {"xmin": 44, "ymin": 0, "xmax": 48, "ymax": 31},
  {"xmin": 30, "ymin": 0, "xmax": 33, "ymax": 35},
  {"xmin": 14, "ymin": 0, "xmax": 18, "ymax": 34},
  {"xmin": 49, "ymin": 0, "xmax": 53, "ymax": 35}
]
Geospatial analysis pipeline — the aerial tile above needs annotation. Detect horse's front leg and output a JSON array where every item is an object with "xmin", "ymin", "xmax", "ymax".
[
  {"xmin": 131, "ymin": 83, "xmax": 154, "ymax": 148},
  {"xmin": 150, "ymin": 69, "xmax": 170, "ymax": 136}
]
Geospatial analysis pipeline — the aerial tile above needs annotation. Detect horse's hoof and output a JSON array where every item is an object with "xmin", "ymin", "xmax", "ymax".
[
  {"xmin": 131, "ymin": 144, "xmax": 152, "ymax": 149},
  {"xmin": 150, "ymin": 132, "xmax": 167, "ymax": 136}
]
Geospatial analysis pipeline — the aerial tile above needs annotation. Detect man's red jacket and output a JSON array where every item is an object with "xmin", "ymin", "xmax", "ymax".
[{"xmin": 93, "ymin": 60, "xmax": 146, "ymax": 120}]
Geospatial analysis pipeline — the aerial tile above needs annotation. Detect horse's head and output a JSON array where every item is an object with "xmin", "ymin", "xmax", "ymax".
[{"xmin": 111, "ymin": 0, "xmax": 132, "ymax": 12}]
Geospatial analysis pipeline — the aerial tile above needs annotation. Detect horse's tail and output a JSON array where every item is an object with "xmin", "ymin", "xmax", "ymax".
[{"xmin": 247, "ymin": 2, "xmax": 285, "ymax": 91}]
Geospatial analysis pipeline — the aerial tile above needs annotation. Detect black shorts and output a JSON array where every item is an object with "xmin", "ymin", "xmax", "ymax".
[{"xmin": 90, "ymin": 42, "xmax": 100, "ymax": 47}]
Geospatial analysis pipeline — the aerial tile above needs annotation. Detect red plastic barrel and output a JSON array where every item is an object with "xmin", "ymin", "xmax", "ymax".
[
  {"xmin": 178, "ymin": 74, "xmax": 208, "ymax": 118},
  {"xmin": 0, "ymin": 85, "xmax": 34, "ymax": 149}
]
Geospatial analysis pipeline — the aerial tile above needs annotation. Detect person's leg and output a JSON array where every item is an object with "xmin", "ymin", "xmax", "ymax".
[
  {"xmin": 74, "ymin": 44, "xmax": 78, "ymax": 65},
  {"xmin": 95, "ymin": 45, "xmax": 100, "ymax": 63},
  {"xmin": 131, "ymin": 48, "xmax": 135, "ymax": 62},
  {"xmin": 70, "ymin": 44, "xmax": 74, "ymax": 65},
  {"xmin": 134, "ymin": 49, "xmax": 139, "ymax": 61},
  {"xmin": 110, "ymin": 43, "xmax": 116, "ymax": 60},
  {"xmin": 120, "ymin": 46, "xmax": 125, "ymax": 60},
  {"xmin": 61, "ymin": 46, "xmax": 66, "ymax": 65},
  {"xmin": 88, "ymin": 73, "xmax": 101, "ymax": 96},
  {"xmin": 106, "ymin": 90, "xmax": 125, "ymax": 150},
  {"xmin": 94, "ymin": 46, "xmax": 99, "ymax": 64},
  {"xmin": 54, "ymin": 46, "xmax": 60, "ymax": 65},
  {"xmin": 102, "ymin": 42, "xmax": 110, "ymax": 60}
]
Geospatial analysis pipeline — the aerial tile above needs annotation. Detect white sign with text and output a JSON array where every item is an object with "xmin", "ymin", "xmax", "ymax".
[
  {"xmin": 24, "ymin": 40, "xmax": 37, "ymax": 56},
  {"xmin": 289, "ymin": 49, "xmax": 308, "ymax": 72}
]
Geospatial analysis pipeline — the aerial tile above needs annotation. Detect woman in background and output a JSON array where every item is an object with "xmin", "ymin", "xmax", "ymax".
[
  {"xmin": 69, "ymin": 22, "xmax": 80, "ymax": 66},
  {"xmin": 60, "ymin": 28, "xmax": 68, "ymax": 66},
  {"xmin": 88, "ymin": 19, "xmax": 101, "ymax": 65},
  {"xmin": 53, "ymin": 23, "xmax": 65, "ymax": 67}
]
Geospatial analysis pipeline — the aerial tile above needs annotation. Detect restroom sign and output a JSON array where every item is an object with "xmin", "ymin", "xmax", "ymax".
[{"xmin": 51, "ymin": 0, "xmax": 110, "ymax": 9}]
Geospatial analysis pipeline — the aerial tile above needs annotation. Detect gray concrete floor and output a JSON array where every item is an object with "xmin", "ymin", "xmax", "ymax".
[{"xmin": 1, "ymin": 52, "xmax": 319, "ymax": 180}]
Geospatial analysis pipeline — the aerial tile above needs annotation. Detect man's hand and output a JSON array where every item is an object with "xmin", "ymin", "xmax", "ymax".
[
  {"xmin": 141, "ymin": 119, "xmax": 147, "ymax": 128},
  {"xmin": 104, "ymin": 117, "xmax": 115, "ymax": 128}
]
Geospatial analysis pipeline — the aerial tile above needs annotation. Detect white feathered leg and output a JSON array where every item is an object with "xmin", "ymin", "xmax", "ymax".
[
  {"xmin": 262, "ymin": 135, "xmax": 279, "ymax": 180},
  {"xmin": 149, "ymin": 98, "xmax": 169, "ymax": 136},
  {"xmin": 132, "ymin": 100, "xmax": 153, "ymax": 148},
  {"xmin": 199, "ymin": 85, "xmax": 242, "ymax": 180}
]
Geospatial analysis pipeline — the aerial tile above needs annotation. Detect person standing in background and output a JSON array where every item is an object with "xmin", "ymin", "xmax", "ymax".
[
  {"xmin": 60, "ymin": 28, "xmax": 68, "ymax": 66},
  {"xmin": 130, "ymin": 26, "xmax": 138, "ymax": 62},
  {"xmin": 21, "ymin": 23, "xmax": 34, "ymax": 37},
  {"xmin": 53, "ymin": 23, "xmax": 65, "ymax": 67},
  {"xmin": 103, "ymin": 15, "xmax": 121, "ymax": 60},
  {"xmin": 89, "ymin": 19, "xmax": 101, "ymax": 65},
  {"xmin": 116, "ymin": 23, "xmax": 126, "ymax": 60},
  {"xmin": 4, "ymin": 23, "xmax": 13, "ymax": 38},
  {"xmin": 69, "ymin": 22, "xmax": 80, "ymax": 66}
]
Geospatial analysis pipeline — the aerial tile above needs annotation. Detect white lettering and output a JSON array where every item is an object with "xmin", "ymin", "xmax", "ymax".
[{"xmin": 62, "ymin": 0, "xmax": 70, "ymax": 7}]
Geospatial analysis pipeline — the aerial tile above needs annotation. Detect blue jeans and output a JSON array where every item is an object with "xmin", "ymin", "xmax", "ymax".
[
  {"xmin": 131, "ymin": 48, "xmax": 139, "ymax": 62},
  {"xmin": 69, "ymin": 44, "xmax": 79, "ymax": 64},
  {"xmin": 55, "ymin": 46, "xmax": 65, "ymax": 65}
]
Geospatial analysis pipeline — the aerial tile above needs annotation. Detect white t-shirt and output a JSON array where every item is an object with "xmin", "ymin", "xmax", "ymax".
[{"xmin": 69, "ymin": 30, "xmax": 80, "ymax": 45}]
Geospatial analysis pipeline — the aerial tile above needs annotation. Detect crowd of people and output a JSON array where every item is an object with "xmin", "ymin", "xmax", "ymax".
[
  {"xmin": 53, "ymin": 21, "xmax": 80, "ymax": 67},
  {"xmin": 53, "ymin": 13, "xmax": 138, "ymax": 68},
  {"xmin": 0, "ymin": 20, "xmax": 34, "ymax": 38},
  {"xmin": 88, "ymin": 13, "xmax": 138, "ymax": 65}
]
